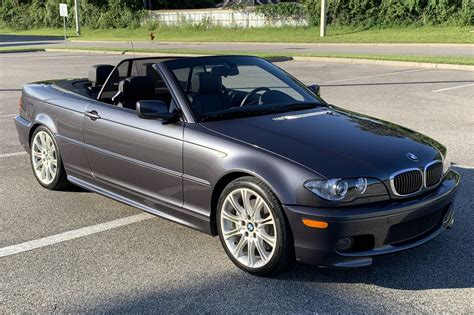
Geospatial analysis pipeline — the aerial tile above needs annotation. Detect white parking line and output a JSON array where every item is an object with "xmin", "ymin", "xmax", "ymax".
[
  {"xmin": 432, "ymin": 83, "xmax": 474, "ymax": 93},
  {"xmin": 453, "ymin": 164, "xmax": 474, "ymax": 169},
  {"xmin": 0, "ymin": 114, "xmax": 17, "ymax": 118},
  {"xmin": 326, "ymin": 69, "xmax": 426, "ymax": 83},
  {"xmin": 0, "ymin": 151, "xmax": 27, "ymax": 158},
  {"xmin": 0, "ymin": 213, "xmax": 154, "ymax": 258}
]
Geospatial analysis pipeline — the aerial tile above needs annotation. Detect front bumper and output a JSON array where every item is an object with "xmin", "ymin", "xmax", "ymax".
[{"xmin": 284, "ymin": 170, "xmax": 460, "ymax": 268}]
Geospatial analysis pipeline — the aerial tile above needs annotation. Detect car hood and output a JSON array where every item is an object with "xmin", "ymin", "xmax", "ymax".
[{"xmin": 201, "ymin": 106, "xmax": 444, "ymax": 179}]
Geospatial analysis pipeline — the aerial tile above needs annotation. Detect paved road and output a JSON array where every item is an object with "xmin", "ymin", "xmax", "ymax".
[
  {"xmin": 1, "ymin": 34, "xmax": 473, "ymax": 57},
  {"xmin": 0, "ymin": 51, "xmax": 473, "ymax": 313}
]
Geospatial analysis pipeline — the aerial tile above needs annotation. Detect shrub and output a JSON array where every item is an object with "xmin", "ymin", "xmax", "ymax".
[
  {"xmin": 303, "ymin": 0, "xmax": 320, "ymax": 26},
  {"xmin": 0, "ymin": 0, "xmax": 145, "ymax": 30},
  {"xmin": 1, "ymin": 0, "xmax": 471, "ymax": 30},
  {"xmin": 255, "ymin": 2, "xmax": 305, "ymax": 23}
]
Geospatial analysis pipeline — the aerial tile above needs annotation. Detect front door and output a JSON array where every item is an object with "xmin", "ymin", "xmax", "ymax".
[{"xmin": 82, "ymin": 101, "xmax": 184, "ymax": 208}]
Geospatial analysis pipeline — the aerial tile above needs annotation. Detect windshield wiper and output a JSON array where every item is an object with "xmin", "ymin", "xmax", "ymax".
[
  {"xmin": 200, "ymin": 102, "xmax": 323, "ymax": 122},
  {"xmin": 200, "ymin": 108, "xmax": 287, "ymax": 122},
  {"xmin": 280, "ymin": 102, "xmax": 322, "ymax": 111}
]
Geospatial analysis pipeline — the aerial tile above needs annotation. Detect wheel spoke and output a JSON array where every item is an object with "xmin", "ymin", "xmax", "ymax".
[
  {"xmin": 241, "ymin": 189, "xmax": 253, "ymax": 215},
  {"xmin": 233, "ymin": 236, "xmax": 247, "ymax": 257},
  {"xmin": 33, "ymin": 159, "xmax": 43, "ymax": 170},
  {"xmin": 48, "ymin": 164, "xmax": 56, "ymax": 179},
  {"xmin": 255, "ymin": 216, "xmax": 273, "ymax": 227},
  {"xmin": 251, "ymin": 195, "xmax": 265, "ymax": 220},
  {"xmin": 33, "ymin": 138, "xmax": 43, "ymax": 151},
  {"xmin": 45, "ymin": 164, "xmax": 51, "ymax": 181},
  {"xmin": 223, "ymin": 227, "xmax": 242, "ymax": 240},
  {"xmin": 226, "ymin": 194, "xmax": 246, "ymax": 217},
  {"xmin": 32, "ymin": 151, "xmax": 42, "ymax": 158},
  {"xmin": 259, "ymin": 231, "xmax": 276, "ymax": 248},
  {"xmin": 46, "ymin": 137, "xmax": 53, "ymax": 150},
  {"xmin": 39, "ymin": 133, "xmax": 47, "ymax": 147},
  {"xmin": 247, "ymin": 238, "xmax": 256, "ymax": 267},
  {"xmin": 40, "ymin": 164, "xmax": 47, "ymax": 181},
  {"xmin": 222, "ymin": 209, "xmax": 242, "ymax": 224},
  {"xmin": 255, "ymin": 238, "xmax": 269, "ymax": 262}
]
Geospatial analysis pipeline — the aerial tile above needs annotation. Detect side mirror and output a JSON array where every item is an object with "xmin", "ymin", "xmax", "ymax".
[
  {"xmin": 307, "ymin": 84, "xmax": 321, "ymax": 97},
  {"xmin": 136, "ymin": 100, "xmax": 179, "ymax": 122}
]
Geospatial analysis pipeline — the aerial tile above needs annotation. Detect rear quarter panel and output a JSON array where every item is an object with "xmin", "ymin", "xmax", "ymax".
[{"xmin": 22, "ymin": 84, "xmax": 91, "ymax": 176}]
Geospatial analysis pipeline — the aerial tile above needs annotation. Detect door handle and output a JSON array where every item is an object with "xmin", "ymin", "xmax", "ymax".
[{"xmin": 84, "ymin": 110, "xmax": 101, "ymax": 120}]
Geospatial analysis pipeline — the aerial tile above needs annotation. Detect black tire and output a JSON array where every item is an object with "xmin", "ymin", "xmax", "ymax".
[
  {"xmin": 30, "ymin": 126, "xmax": 69, "ymax": 190},
  {"xmin": 216, "ymin": 176, "xmax": 294, "ymax": 276}
]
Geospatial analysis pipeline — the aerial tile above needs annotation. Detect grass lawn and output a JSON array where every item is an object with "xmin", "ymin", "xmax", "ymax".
[
  {"xmin": 44, "ymin": 46, "xmax": 474, "ymax": 66},
  {"xmin": 1, "ymin": 25, "xmax": 473, "ymax": 44}
]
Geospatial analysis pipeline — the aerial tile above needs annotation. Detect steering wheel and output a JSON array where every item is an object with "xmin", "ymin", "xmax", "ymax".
[{"xmin": 240, "ymin": 87, "xmax": 270, "ymax": 107}]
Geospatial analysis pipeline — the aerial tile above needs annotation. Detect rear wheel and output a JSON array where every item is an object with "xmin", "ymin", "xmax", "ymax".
[
  {"xmin": 217, "ymin": 176, "xmax": 293, "ymax": 276},
  {"xmin": 30, "ymin": 126, "xmax": 69, "ymax": 190}
]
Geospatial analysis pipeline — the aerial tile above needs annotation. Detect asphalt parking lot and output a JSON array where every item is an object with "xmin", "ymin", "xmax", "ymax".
[{"xmin": 1, "ymin": 51, "xmax": 473, "ymax": 313}]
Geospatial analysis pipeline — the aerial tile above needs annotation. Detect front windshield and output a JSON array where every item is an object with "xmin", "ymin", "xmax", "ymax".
[{"xmin": 164, "ymin": 56, "xmax": 324, "ymax": 122}]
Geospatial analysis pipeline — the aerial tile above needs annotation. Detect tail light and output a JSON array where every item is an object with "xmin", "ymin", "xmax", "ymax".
[{"xmin": 18, "ymin": 96, "xmax": 23, "ymax": 114}]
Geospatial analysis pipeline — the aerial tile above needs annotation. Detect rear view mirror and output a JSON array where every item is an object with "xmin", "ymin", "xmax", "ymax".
[
  {"xmin": 211, "ymin": 65, "xmax": 239, "ymax": 77},
  {"xmin": 136, "ymin": 100, "xmax": 179, "ymax": 122},
  {"xmin": 307, "ymin": 84, "xmax": 321, "ymax": 97}
]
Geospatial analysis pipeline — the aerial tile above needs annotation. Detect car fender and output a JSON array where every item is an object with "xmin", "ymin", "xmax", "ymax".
[
  {"xmin": 218, "ymin": 151, "xmax": 319, "ymax": 206},
  {"xmin": 32, "ymin": 112, "xmax": 58, "ymax": 136}
]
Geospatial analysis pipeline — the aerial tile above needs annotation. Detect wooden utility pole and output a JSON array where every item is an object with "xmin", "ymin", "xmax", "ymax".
[{"xmin": 320, "ymin": 0, "xmax": 327, "ymax": 37}]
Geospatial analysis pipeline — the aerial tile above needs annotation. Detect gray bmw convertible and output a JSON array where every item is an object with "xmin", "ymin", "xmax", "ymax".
[{"xmin": 14, "ymin": 56, "xmax": 459, "ymax": 275}]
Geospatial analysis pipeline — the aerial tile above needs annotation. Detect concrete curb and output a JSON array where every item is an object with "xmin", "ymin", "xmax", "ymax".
[
  {"xmin": 45, "ymin": 48, "xmax": 474, "ymax": 71},
  {"xmin": 45, "ymin": 48, "xmax": 206, "ymax": 57}
]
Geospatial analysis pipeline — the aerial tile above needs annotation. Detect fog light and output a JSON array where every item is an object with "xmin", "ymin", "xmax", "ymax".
[
  {"xmin": 336, "ymin": 237, "xmax": 353, "ymax": 251},
  {"xmin": 443, "ymin": 211, "xmax": 452, "ymax": 225}
]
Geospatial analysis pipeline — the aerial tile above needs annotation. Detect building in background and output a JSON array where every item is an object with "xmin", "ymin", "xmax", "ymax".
[
  {"xmin": 218, "ymin": 0, "xmax": 280, "ymax": 8},
  {"xmin": 143, "ymin": 0, "xmax": 281, "ymax": 10}
]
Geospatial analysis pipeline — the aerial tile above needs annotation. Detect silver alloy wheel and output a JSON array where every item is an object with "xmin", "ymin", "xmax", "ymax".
[
  {"xmin": 220, "ymin": 188, "xmax": 277, "ymax": 269},
  {"xmin": 31, "ymin": 131, "xmax": 58, "ymax": 185}
]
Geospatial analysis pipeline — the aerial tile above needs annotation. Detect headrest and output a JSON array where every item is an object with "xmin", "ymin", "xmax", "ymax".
[
  {"xmin": 191, "ymin": 72, "xmax": 222, "ymax": 94},
  {"xmin": 88, "ymin": 64, "xmax": 115, "ymax": 87},
  {"xmin": 119, "ymin": 76, "xmax": 155, "ymax": 102},
  {"xmin": 144, "ymin": 63, "xmax": 161, "ymax": 82}
]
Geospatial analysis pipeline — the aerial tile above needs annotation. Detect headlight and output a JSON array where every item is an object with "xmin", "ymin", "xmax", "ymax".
[
  {"xmin": 304, "ymin": 177, "xmax": 385, "ymax": 202},
  {"xmin": 442, "ymin": 150, "xmax": 451, "ymax": 174}
]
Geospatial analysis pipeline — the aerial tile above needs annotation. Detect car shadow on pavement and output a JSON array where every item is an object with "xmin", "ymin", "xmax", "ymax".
[
  {"xmin": 276, "ymin": 165, "xmax": 473, "ymax": 291},
  {"xmin": 62, "ymin": 184, "xmax": 91, "ymax": 193}
]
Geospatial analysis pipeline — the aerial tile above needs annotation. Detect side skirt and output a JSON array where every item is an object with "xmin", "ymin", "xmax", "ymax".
[{"xmin": 67, "ymin": 175, "xmax": 213, "ymax": 235}]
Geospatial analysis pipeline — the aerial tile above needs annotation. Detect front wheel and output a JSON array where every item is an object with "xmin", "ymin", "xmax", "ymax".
[
  {"xmin": 217, "ymin": 177, "xmax": 294, "ymax": 276},
  {"xmin": 30, "ymin": 126, "xmax": 69, "ymax": 190}
]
